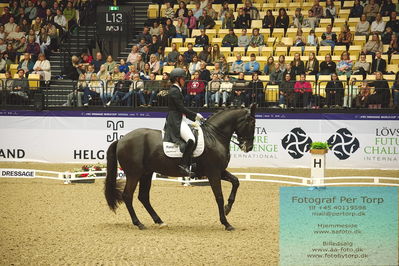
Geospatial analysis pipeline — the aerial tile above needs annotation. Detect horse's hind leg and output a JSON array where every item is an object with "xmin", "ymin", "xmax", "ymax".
[
  {"xmin": 208, "ymin": 175, "xmax": 234, "ymax": 231},
  {"xmin": 123, "ymin": 175, "xmax": 146, "ymax": 230},
  {"xmin": 138, "ymin": 173, "xmax": 165, "ymax": 226},
  {"xmin": 221, "ymin": 170, "xmax": 240, "ymax": 216}
]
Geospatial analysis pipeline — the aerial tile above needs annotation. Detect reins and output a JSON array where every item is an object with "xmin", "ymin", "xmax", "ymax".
[{"xmin": 203, "ymin": 121, "xmax": 241, "ymax": 147}]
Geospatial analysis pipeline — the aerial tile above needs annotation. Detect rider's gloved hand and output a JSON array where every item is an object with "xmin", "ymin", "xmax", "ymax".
[{"xmin": 195, "ymin": 113, "xmax": 205, "ymax": 122}]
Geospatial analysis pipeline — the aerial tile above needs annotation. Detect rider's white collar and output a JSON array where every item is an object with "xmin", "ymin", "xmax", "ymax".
[{"xmin": 174, "ymin": 83, "xmax": 182, "ymax": 92}]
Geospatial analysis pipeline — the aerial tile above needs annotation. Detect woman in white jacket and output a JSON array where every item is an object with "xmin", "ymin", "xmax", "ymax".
[{"xmin": 32, "ymin": 53, "xmax": 51, "ymax": 81}]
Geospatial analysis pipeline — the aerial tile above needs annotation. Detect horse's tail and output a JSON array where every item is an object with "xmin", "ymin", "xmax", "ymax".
[{"xmin": 105, "ymin": 140, "xmax": 123, "ymax": 212}]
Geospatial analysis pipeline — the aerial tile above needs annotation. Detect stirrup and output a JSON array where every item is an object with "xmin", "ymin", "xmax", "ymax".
[{"xmin": 178, "ymin": 164, "xmax": 193, "ymax": 177}]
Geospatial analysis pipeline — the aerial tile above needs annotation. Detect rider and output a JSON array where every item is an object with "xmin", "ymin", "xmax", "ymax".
[{"xmin": 164, "ymin": 68, "xmax": 204, "ymax": 175}]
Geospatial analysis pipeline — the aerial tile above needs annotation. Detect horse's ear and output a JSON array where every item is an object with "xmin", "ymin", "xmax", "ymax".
[{"xmin": 250, "ymin": 103, "xmax": 256, "ymax": 117}]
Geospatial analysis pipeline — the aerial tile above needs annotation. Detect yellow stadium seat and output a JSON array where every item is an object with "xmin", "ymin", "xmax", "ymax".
[
  {"xmin": 349, "ymin": 45, "xmax": 362, "ymax": 57},
  {"xmin": 233, "ymin": 47, "xmax": 246, "ymax": 56},
  {"xmin": 171, "ymin": 38, "xmax": 183, "ymax": 49},
  {"xmin": 218, "ymin": 29, "xmax": 229, "ymax": 38},
  {"xmin": 267, "ymin": 37, "xmax": 276, "ymax": 47},
  {"xmin": 289, "ymin": 46, "xmax": 303, "ymax": 56},
  {"xmin": 262, "ymin": 3, "xmax": 275, "ymax": 11},
  {"xmin": 304, "ymin": 46, "xmax": 317, "ymax": 56},
  {"xmin": 273, "ymin": 28, "xmax": 285, "ymax": 40},
  {"xmin": 274, "ymin": 3, "xmax": 288, "ymax": 10},
  {"xmin": 259, "ymin": 28, "xmax": 271, "ymax": 40},
  {"xmin": 206, "ymin": 65, "xmax": 215, "ymax": 71},
  {"xmin": 155, "ymin": 75, "xmax": 163, "ymax": 81},
  {"xmin": 286, "ymin": 28, "xmax": 297, "ymax": 39},
  {"xmin": 13, "ymin": 74, "xmax": 19, "ymax": 79},
  {"xmin": 390, "ymin": 54, "xmax": 399, "ymax": 64},
  {"xmin": 28, "ymin": 74, "xmax": 40, "ymax": 90},
  {"xmin": 247, "ymin": 46, "xmax": 259, "ymax": 56},
  {"xmin": 147, "ymin": 5, "xmax": 159, "ymax": 19},
  {"xmin": 319, "ymin": 18, "xmax": 332, "ymax": 28},
  {"xmin": 178, "ymin": 47, "xmax": 188, "ymax": 54},
  {"xmin": 353, "ymin": 35, "xmax": 366, "ymax": 46},
  {"xmin": 339, "ymin": 9, "xmax": 350, "ymax": 19},
  {"xmin": 334, "ymin": 46, "xmax": 347, "ymax": 56},
  {"xmin": 275, "ymin": 46, "xmax": 288, "ymax": 56},
  {"xmin": 206, "ymin": 29, "xmax": 217, "ymax": 39},
  {"xmin": 164, "ymin": 47, "xmax": 172, "ymax": 56},
  {"xmin": 334, "ymin": 18, "xmax": 347, "ymax": 28},
  {"xmin": 211, "ymin": 38, "xmax": 223, "ymax": 47},
  {"xmin": 266, "ymin": 85, "xmax": 279, "ymax": 102},
  {"xmin": 185, "ymin": 38, "xmax": 195, "ymax": 46},
  {"xmin": 348, "ymin": 18, "xmax": 360, "ymax": 27},
  {"xmin": 162, "ymin": 65, "xmax": 175, "ymax": 74},
  {"xmin": 214, "ymin": 20, "xmax": 222, "ymax": 31},
  {"xmin": 220, "ymin": 47, "xmax": 231, "ymax": 58},
  {"xmin": 9, "ymin": 64, "xmax": 18, "ymax": 77},
  {"xmin": 260, "ymin": 46, "xmax": 274, "ymax": 57},
  {"xmin": 280, "ymin": 37, "xmax": 293, "ymax": 47},
  {"xmin": 343, "ymin": 1, "xmax": 354, "ymax": 8},
  {"xmin": 318, "ymin": 46, "xmax": 332, "ymax": 56},
  {"xmin": 251, "ymin": 20, "xmax": 263, "ymax": 29}
]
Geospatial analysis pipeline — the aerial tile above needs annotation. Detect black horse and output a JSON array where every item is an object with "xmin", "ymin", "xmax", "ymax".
[{"xmin": 105, "ymin": 104, "xmax": 256, "ymax": 231}]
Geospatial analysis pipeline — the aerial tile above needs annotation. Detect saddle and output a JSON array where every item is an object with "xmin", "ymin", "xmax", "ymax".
[{"xmin": 162, "ymin": 124, "xmax": 205, "ymax": 158}]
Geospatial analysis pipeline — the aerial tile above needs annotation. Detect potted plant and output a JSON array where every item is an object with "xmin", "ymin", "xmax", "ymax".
[{"xmin": 309, "ymin": 142, "xmax": 330, "ymax": 154}]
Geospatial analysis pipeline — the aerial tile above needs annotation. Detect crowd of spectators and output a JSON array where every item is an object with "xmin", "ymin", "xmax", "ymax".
[{"xmin": 60, "ymin": 0, "xmax": 399, "ymax": 109}]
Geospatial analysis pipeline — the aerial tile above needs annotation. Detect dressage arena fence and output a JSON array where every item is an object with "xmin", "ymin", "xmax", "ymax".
[{"xmin": 0, "ymin": 168, "xmax": 398, "ymax": 187}]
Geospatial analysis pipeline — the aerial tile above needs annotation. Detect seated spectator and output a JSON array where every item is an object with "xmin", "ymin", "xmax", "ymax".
[
  {"xmin": 355, "ymin": 14, "xmax": 369, "ymax": 36},
  {"xmin": 150, "ymin": 21, "xmax": 162, "ymax": 36},
  {"xmin": 127, "ymin": 46, "xmax": 140, "ymax": 65},
  {"xmin": 211, "ymin": 62, "xmax": 223, "ymax": 76},
  {"xmin": 25, "ymin": 1, "xmax": 38, "ymax": 21},
  {"xmin": 222, "ymin": 28, "xmax": 238, "ymax": 48},
  {"xmin": 175, "ymin": 3, "xmax": 188, "ymax": 20},
  {"xmin": 292, "ymin": 8, "xmax": 304, "ymax": 28},
  {"xmin": 205, "ymin": 3, "xmax": 218, "ymax": 20},
  {"xmin": 104, "ymin": 55, "xmax": 117, "ymax": 73},
  {"xmin": 294, "ymin": 29, "xmax": 306, "ymax": 46},
  {"xmin": 294, "ymin": 74, "xmax": 312, "ymax": 108},
  {"xmin": 222, "ymin": 10, "xmax": 234, "ymax": 29},
  {"xmin": 307, "ymin": 29, "xmax": 318, "ymax": 46},
  {"xmin": 325, "ymin": 73, "xmax": 344, "ymax": 107},
  {"xmin": 320, "ymin": 25, "xmax": 337, "ymax": 47},
  {"xmin": 368, "ymin": 72, "xmax": 390, "ymax": 108},
  {"xmin": 32, "ymin": 17, "xmax": 43, "ymax": 34},
  {"xmin": 391, "ymin": 72, "xmax": 399, "ymax": 108},
  {"xmin": 204, "ymin": 73, "xmax": 221, "ymax": 107},
  {"xmin": 336, "ymin": 51, "xmax": 353, "ymax": 77},
  {"xmin": 119, "ymin": 59, "xmax": 129, "ymax": 74},
  {"xmin": 176, "ymin": 54, "xmax": 187, "ymax": 68},
  {"xmin": 1, "ymin": 7, "xmax": 12, "ymax": 25},
  {"xmin": 195, "ymin": 29, "xmax": 209, "ymax": 47},
  {"xmin": 64, "ymin": 55, "xmax": 81, "ymax": 80},
  {"xmin": 238, "ymin": 28, "xmax": 250, "ymax": 48},
  {"xmin": 3, "ymin": 44, "xmax": 16, "ymax": 68},
  {"xmin": 324, "ymin": 0, "xmax": 336, "ymax": 19},
  {"xmin": 185, "ymin": 71, "xmax": 205, "ymax": 107},
  {"xmin": 371, "ymin": 51, "xmax": 387, "ymax": 73},
  {"xmin": 192, "ymin": 2, "xmax": 203, "ymax": 19},
  {"xmin": 199, "ymin": 61, "xmax": 211, "ymax": 81},
  {"xmin": 26, "ymin": 36, "xmax": 40, "ymax": 61},
  {"xmin": 54, "ymin": 9, "xmax": 67, "ymax": 34},
  {"xmin": 269, "ymin": 62, "xmax": 283, "ymax": 85},
  {"xmin": 249, "ymin": 72, "xmax": 264, "ymax": 106},
  {"xmin": 185, "ymin": 10, "xmax": 197, "ymax": 36},
  {"xmin": 336, "ymin": 25, "xmax": 353, "ymax": 49},
  {"xmin": 219, "ymin": 55, "xmax": 229, "ymax": 74},
  {"xmin": 14, "ymin": 36, "xmax": 27, "ymax": 56},
  {"xmin": 129, "ymin": 73, "xmax": 149, "ymax": 107},
  {"xmin": 249, "ymin": 28, "xmax": 264, "ymax": 48},
  {"xmin": 275, "ymin": 8, "xmax": 289, "ymax": 29},
  {"xmin": 198, "ymin": 45, "xmax": 212, "ymax": 65},
  {"xmin": 149, "ymin": 35, "xmax": 160, "ymax": 55},
  {"xmin": 166, "ymin": 43, "xmax": 180, "ymax": 66},
  {"xmin": 302, "ymin": 10, "xmax": 318, "ymax": 29},
  {"xmin": 164, "ymin": 18, "xmax": 176, "ymax": 40},
  {"xmin": 219, "ymin": 74, "xmax": 233, "ymax": 106},
  {"xmin": 198, "ymin": 10, "xmax": 215, "ymax": 29},
  {"xmin": 353, "ymin": 53, "xmax": 371, "ymax": 78},
  {"xmin": 5, "ymin": 17, "xmax": 17, "ymax": 35},
  {"xmin": 231, "ymin": 54, "xmax": 245, "ymax": 74},
  {"xmin": 211, "ymin": 44, "xmax": 221, "ymax": 64},
  {"xmin": 263, "ymin": 9, "xmax": 275, "ymax": 30},
  {"xmin": 279, "ymin": 73, "xmax": 295, "ymax": 108},
  {"xmin": 164, "ymin": 1, "xmax": 175, "ymax": 20},
  {"xmin": 158, "ymin": 27, "xmax": 168, "ymax": 48},
  {"xmin": 386, "ymin": 12, "xmax": 399, "ymax": 34},
  {"xmin": 149, "ymin": 54, "xmax": 160, "ymax": 74},
  {"xmin": 278, "ymin": 55, "xmax": 286, "ymax": 72},
  {"xmin": 311, "ymin": 0, "xmax": 323, "ymax": 19},
  {"xmin": 0, "ymin": 26, "xmax": 5, "ymax": 40},
  {"xmin": 32, "ymin": 53, "xmax": 51, "ymax": 81},
  {"xmin": 37, "ymin": 28, "xmax": 51, "ymax": 55},
  {"xmin": 140, "ymin": 63, "xmax": 152, "ymax": 80},
  {"xmin": 364, "ymin": 0, "xmax": 379, "ymax": 23},
  {"xmin": 319, "ymin": 54, "xmax": 336, "ymax": 75},
  {"xmin": 219, "ymin": 1, "xmax": 231, "ymax": 21},
  {"xmin": 235, "ymin": 8, "xmax": 249, "ymax": 29},
  {"xmin": 387, "ymin": 34, "xmax": 399, "ymax": 55},
  {"xmin": 43, "ymin": 8, "xmax": 54, "ymax": 25},
  {"xmin": 9, "ymin": 68, "xmax": 29, "ymax": 104},
  {"xmin": 97, "ymin": 65, "xmax": 110, "ymax": 84},
  {"xmin": 291, "ymin": 53, "xmax": 305, "ymax": 76},
  {"xmin": 184, "ymin": 43, "xmax": 197, "ymax": 63},
  {"xmin": 139, "ymin": 26, "xmax": 152, "ymax": 44},
  {"xmin": 244, "ymin": 53, "xmax": 260, "ymax": 74},
  {"xmin": 305, "ymin": 52, "xmax": 319, "ymax": 75},
  {"xmin": 83, "ymin": 74, "xmax": 104, "ymax": 106},
  {"xmin": 283, "ymin": 63, "xmax": 296, "ymax": 81},
  {"xmin": 263, "ymin": 56, "xmax": 275, "ymax": 75},
  {"xmin": 66, "ymin": 73, "xmax": 85, "ymax": 106},
  {"xmin": 64, "ymin": 1, "xmax": 77, "ymax": 31},
  {"xmin": 349, "ymin": 0, "xmax": 363, "ymax": 18},
  {"xmin": 188, "ymin": 55, "xmax": 201, "ymax": 75},
  {"xmin": 353, "ymin": 81, "xmax": 370, "ymax": 108},
  {"xmin": 176, "ymin": 18, "xmax": 189, "ymax": 39},
  {"xmin": 232, "ymin": 72, "xmax": 249, "ymax": 107},
  {"xmin": 124, "ymin": 65, "xmax": 137, "ymax": 80},
  {"xmin": 92, "ymin": 52, "xmax": 105, "ymax": 73},
  {"xmin": 18, "ymin": 53, "xmax": 35, "ymax": 76},
  {"xmin": 363, "ymin": 33, "xmax": 383, "ymax": 56},
  {"xmin": 370, "ymin": 14, "xmax": 385, "ymax": 34},
  {"xmin": 141, "ymin": 45, "xmax": 151, "ymax": 63},
  {"xmin": 381, "ymin": 27, "xmax": 394, "ymax": 45}
]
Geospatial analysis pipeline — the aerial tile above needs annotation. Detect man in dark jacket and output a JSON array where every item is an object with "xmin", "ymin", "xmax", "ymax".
[
  {"xmin": 164, "ymin": 68, "xmax": 204, "ymax": 175},
  {"xmin": 194, "ymin": 29, "xmax": 210, "ymax": 47},
  {"xmin": 371, "ymin": 51, "xmax": 387, "ymax": 74},
  {"xmin": 198, "ymin": 10, "xmax": 215, "ymax": 29}
]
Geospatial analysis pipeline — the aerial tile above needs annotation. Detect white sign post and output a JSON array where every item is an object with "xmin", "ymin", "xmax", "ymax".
[{"xmin": 310, "ymin": 149, "xmax": 328, "ymax": 187}]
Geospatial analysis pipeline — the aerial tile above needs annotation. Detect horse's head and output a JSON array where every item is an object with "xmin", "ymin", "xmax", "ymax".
[{"xmin": 235, "ymin": 104, "xmax": 256, "ymax": 153}]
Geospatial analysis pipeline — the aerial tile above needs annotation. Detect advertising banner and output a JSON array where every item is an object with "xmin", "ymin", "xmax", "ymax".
[{"xmin": 0, "ymin": 111, "xmax": 398, "ymax": 169}]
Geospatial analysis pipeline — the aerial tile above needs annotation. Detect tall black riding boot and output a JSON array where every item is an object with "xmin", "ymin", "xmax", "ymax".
[{"xmin": 178, "ymin": 139, "xmax": 195, "ymax": 176}]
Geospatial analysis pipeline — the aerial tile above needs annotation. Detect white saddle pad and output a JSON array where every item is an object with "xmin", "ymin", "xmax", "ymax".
[{"xmin": 162, "ymin": 126, "xmax": 205, "ymax": 158}]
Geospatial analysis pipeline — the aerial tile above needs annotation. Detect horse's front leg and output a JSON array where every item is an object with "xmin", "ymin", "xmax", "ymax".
[
  {"xmin": 221, "ymin": 170, "xmax": 240, "ymax": 216},
  {"xmin": 208, "ymin": 175, "xmax": 234, "ymax": 231}
]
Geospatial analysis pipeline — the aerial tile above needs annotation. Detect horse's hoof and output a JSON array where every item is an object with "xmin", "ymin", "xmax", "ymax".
[
  {"xmin": 137, "ymin": 223, "xmax": 146, "ymax": 230},
  {"xmin": 225, "ymin": 225, "xmax": 235, "ymax": 231},
  {"xmin": 159, "ymin": 222, "xmax": 168, "ymax": 228},
  {"xmin": 224, "ymin": 204, "xmax": 232, "ymax": 216}
]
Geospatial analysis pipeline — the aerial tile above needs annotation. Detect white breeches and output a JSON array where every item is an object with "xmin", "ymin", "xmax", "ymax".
[{"xmin": 180, "ymin": 119, "xmax": 195, "ymax": 142}]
